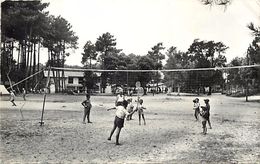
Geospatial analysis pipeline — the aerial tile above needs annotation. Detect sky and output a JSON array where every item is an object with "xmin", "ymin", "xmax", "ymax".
[{"xmin": 41, "ymin": 0, "xmax": 260, "ymax": 66}]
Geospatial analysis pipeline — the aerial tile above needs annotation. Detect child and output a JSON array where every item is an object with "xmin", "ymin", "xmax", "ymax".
[
  {"xmin": 22, "ymin": 88, "xmax": 26, "ymax": 101},
  {"xmin": 115, "ymin": 89, "xmax": 125, "ymax": 106},
  {"xmin": 81, "ymin": 94, "xmax": 92, "ymax": 124},
  {"xmin": 126, "ymin": 98, "xmax": 134, "ymax": 120},
  {"xmin": 136, "ymin": 96, "xmax": 146, "ymax": 125},
  {"xmin": 10, "ymin": 91, "xmax": 17, "ymax": 106},
  {"xmin": 193, "ymin": 98, "xmax": 200, "ymax": 121},
  {"xmin": 200, "ymin": 99, "xmax": 211, "ymax": 134},
  {"xmin": 204, "ymin": 99, "xmax": 212, "ymax": 129},
  {"xmin": 107, "ymin": 100, "xmax": 137, "ymax": 145}
]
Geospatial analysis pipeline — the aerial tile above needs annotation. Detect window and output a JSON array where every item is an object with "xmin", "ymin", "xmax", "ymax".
[
  {"xmin": 79, "ymin": 77, "xmax": 83, "ymax": 84},
  {"xmin": 68, "ymin": 77, "xmax": 73, "ymax": 84}
]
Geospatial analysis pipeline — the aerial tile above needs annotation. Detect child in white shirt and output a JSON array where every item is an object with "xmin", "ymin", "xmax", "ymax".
[
  {"xmin": 136, "ymin": 97, "xmax": 146, "ymax": 125},
  {"xmin": 126, "ymin": 98, "xmax": 134, "ymax": 120},
  {"xmin": 193, "ymin": 98, "xmax": 200, "ymax": 121},
  {"xmin": 107, "ymin": 101, "xmax": 137, "ymax": 145}
]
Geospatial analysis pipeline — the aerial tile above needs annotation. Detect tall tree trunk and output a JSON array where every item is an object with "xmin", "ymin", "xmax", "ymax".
[
  {"xmin": 29, "ymin": 43, "xmax": 33, "ymax": 90},
  {"xmin": 38, "ymin": 42, "xmax": 40, "ymax": 72},
  {"xmin": 57, "ymin": 51, "xmax": 61, "ymax": 92},
  {"xmin": 11, "ymin": 41, "xmax": 14, "ymax": 69},
  {"xmin": 17, "ymin": 43, "xmax": 21, "ymax": 70},
  {"xmin": 25, "ymin": 41, "xmax": 30, "ymax": 90},
  {"xmin": 61, "ymin": 43, "xmax": 65, "ymax": 92},
  {"xmin": 37, "ymin": 42, "xmax": 41, "ymax": 91},
  {"xmin": 20, "ymin": 41, "xmax": 26, "ymax": 89},
  {"xmin": 33, "ymin": 42, "xmax": 36, "ymax": 88}
]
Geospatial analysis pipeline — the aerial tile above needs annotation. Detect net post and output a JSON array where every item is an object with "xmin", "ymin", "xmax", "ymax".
[{"xmin": 40, "ymin": 66, "xmax": 51, "ymax": 126}]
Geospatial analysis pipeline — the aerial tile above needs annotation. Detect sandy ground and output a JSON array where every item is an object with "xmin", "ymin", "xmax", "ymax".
[{"xmin": 0, "ymin": 93, "xmax": 260, "ymax": 163}]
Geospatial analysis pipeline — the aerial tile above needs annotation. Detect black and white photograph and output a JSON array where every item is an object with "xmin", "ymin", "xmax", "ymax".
[{"xmin": 0, "ymin": 0, "xmax": 260, "ymax": 163}]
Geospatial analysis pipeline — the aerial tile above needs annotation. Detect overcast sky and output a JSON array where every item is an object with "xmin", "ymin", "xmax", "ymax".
[{"xmin": 41, "ymin": 0, "xmax": 260, "ymax": 66}]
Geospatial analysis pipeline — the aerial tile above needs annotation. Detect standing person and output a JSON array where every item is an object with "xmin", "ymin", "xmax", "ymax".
[
  {"xmin": 193, "ymin": 98, "xmax": 200, "ymax": 121},
  {"xmin": 115, "ymin": 89, "xmax": 125, "ymax": 106},
  {"xmin": 81, "ymin": 94, "xmax": 92, "ymax": 124},
  {"xmin": 126, "ymin": 98, "xmax": 134, "ymax": 120},
  {"xmin": 10, "ymin": 91, "xmax": 17, "ymax": 106},
  {"xmin": 129, "ymin": 89, "xmax": 133, "ymax": 97},
  {"xmin": 22, "ymin": 88, "xmax": 26, "ymax": 101},
  {"xmin": 204, "ymin": 99, "xmax": 212, "ymax": 129},
  {"xmin": 136, "ymin": 96, "xmax": 146, "ymax": 125},
  {"xmin": 200, "ymin": 99, "xmax": 211, "ymax": 134},
  {"xmin": 107, "ymin": 101, "xmax": 137, "ymax": 145},
  {"xmin": 200, "ymin": 106, "xmax": 208, "ymax": 135}
]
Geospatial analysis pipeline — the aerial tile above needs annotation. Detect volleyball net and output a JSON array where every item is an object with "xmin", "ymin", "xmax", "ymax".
[
  {"xmin": 47, "ymin": 64, "xmax": 260, "ymax": 96},
  {"xmin": 4, "ymin": 64, "xmax": 260, "ymax": 96}
]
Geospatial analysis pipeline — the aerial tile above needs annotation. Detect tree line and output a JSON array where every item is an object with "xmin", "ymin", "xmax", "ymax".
[
  {"xmin": 82, "ymin": 25, "xmax": 259, "ymax": 95},
  {"xmin": 1, "ymin": 1, "xmax": 78, "ymax": 92}
]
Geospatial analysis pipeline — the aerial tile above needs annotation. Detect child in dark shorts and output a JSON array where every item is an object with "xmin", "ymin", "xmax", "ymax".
[
  {"xmin": 204, "ymin": 99, "xmax": 212, "ymax": 129},
  {"xmin": 81, "ymin": 94, "xmax": 92, "ymax": 124},
  {"xmin": 200, "ymin": 99, "xmax": 210, "ymax": 134},
  {"xmin": 107, "ymin": 100, "xmax": 137, "ymax": 145}
]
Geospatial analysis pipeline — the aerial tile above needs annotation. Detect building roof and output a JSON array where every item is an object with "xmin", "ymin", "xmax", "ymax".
[{"xmin": 44, "ymin": 70, "xmax": 84, "ymax": 78}]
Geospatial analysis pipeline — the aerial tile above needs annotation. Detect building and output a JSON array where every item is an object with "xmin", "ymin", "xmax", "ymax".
[{"xmin": 44, "ymin": 71, "xmax": 84, "ymax": 93}]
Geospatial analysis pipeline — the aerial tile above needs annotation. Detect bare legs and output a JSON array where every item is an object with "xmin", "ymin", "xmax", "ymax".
[
  {"xmin": 208, "ymin": 117, "xmax": 212, "ymax": 129},
  {"xmin": 194, "ymin": 109, "xmax": 199, "ymax": 121},
  {"xmin": 11, "ymin": 100, "xmax": 16, "ymax": 106},
  {"xmin": 202, "ymin": 121, "xmax": 207, "ymax": 135},
  {"xmin": 108, "ymin": 124, "xmax": 122, "ymax": 145},
  {"xmin": 83, "ymin": 108, "xmax": 91, "ymax": 124},
  {"xmin": 139, "ymin": 114, "xmax": 146, "ymax": 125}
]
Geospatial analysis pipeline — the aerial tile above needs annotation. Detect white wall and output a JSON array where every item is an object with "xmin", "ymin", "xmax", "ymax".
[{"xmin": 73, "ymin": 78, "xmax": 79, "ymax": 84}]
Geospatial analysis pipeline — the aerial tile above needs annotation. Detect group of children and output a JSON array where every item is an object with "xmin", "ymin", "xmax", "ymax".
[
  {"xmin": 81, "ymin": 90, "xmax": 147, "ymax": 145},
  {"xmin": 81, "ymin": 93, "xmax": 213, "ymax": 145},
  {"xmin": 193, "ymin": 98, "xmax": 212, "ymax": 135}
]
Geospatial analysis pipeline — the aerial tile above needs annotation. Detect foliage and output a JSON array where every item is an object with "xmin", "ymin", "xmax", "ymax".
[
  {"xmin": 1, "ymin": 1, "xmax": 78, "ymax": 93},
  {"xmin": 82, "ymin": 41, "xmax": 97, "ymax": 68},
  {"xmin": 1, "ymin": 1, "xmax": 49, "ymax": 90},
  {"xmin": 187, "ymin": 39, "xmax": 228, "ymax": 94}
]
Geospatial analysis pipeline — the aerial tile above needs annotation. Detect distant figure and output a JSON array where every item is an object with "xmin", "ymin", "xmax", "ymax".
[
  {"xmin": 136, "ymin": 96, "xmax": 146, "ymax": 125},
  {"xmin": 10, "ymin": 91, "xmax": 17, "ymax": 106},
  {"xmin": 193, "ymin": 98, "xmax": 200, "ymax": 121},
  {"xmin": 22, "ymin": 88, "xmax": 26, "ymax": 101},
  {"xmin": 115, "ymin": 89, "xmax": 125, "ymax": 106},
  {"xmin": 129, "ymin": 89, "xmax": 133, "ymax": 96},
  {"xmin": 81, "ymin": 94, "xmax": 92, "ymax": 124},
  {"xmin": 107, "ymin": 101, "xmax": 137, "ymax": 145}
]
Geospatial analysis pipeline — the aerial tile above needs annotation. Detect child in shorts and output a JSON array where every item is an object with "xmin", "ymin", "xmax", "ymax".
[
  {"xmin": 200, "ymin": 99, "xmax": 211, "ymax": 134},
  {"xmin": 193, "ymin": 98, "xmax": 200, "ymax": 121},
  {"xmin": 10, "ymin": 91, "xmax": 16, "ymax": 106},
  {"xmin": 107, "ymin": 100, "xmax": 137, "ymax": 145},
  {"xmin": 81, "ymin": 94, "xmax": 92, "ymax": 124},
  {"xmin": 136, "ymin": 96, "xmax": 146, "ymax": 125},
  {"xmin": 22, "ymin": 88, "xmax": 26, "ymax": 101},
  {"xmin": 204, "ymin": 99, "xmax": 212, "ymax": 129},
  {"xmin": 126, "ymin": 98, "xmax": 134, "ymax": 120}
]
